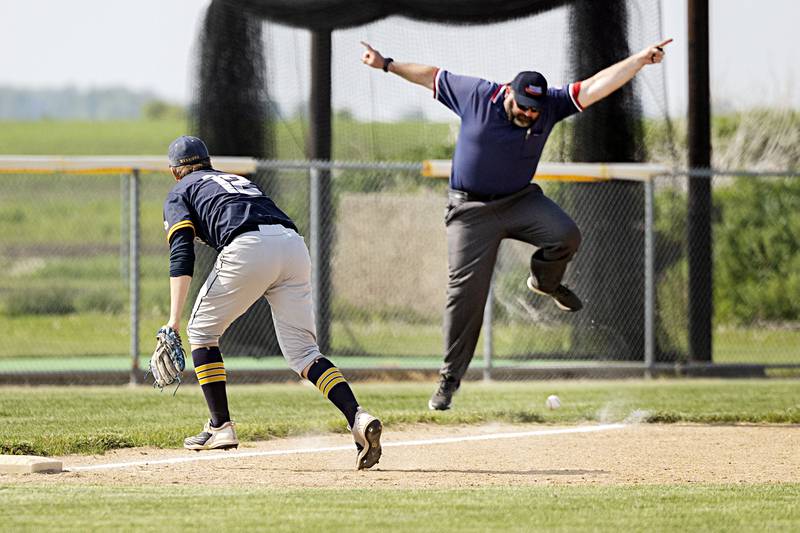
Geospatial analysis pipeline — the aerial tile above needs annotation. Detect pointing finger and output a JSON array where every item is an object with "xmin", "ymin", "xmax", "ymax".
[
  {"xmin": 657, "ymin": 38, "xmax": 673, "ymax": 48},
  {"xmin": 360, "ymin": 41, "xmax": 375, "ymax": 51}
]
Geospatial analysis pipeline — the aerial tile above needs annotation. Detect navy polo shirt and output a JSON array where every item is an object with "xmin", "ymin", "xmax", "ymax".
[{"xmin": 434, "ymin": 69, "xmax": 583, "ymax": 196}]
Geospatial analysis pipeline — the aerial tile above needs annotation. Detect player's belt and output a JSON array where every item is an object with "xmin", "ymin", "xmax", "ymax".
[
  {"xmin": 228, "ymin": 220, "xmax": 298, "ymax": 244},
  {"xmin": 228, "ymin": 224, "xmax": 261, "ymax": 242},
  {"xmin": 448, "ymin": 189, "xmax": 513, "ymax": 203}
]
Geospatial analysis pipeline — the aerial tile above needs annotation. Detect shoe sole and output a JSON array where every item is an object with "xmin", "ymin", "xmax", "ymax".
[
  {"xmin": 185, "ymin": 443, "xmax": 239, "ymax": 451},
  {"xmin": 184, "ymin": 438, "xmax": 240, "ymax": 451},
  {"xmin": 526, "ymin": 278, "xmax": 579, "ymax": 312},
  {"xmin": 357, "ymin": 419, "xmax": 382, "ymax": 470},
  {"xmin": 428, "ymin": 399, "xmax": 451, "ymax": 411}
]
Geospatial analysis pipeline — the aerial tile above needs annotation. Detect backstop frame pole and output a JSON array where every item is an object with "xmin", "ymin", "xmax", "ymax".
[
  {"xmin": 483, "ymin": 281, "xmax": 494, "ymax": 381},
  {"xmin": 129, "ymin": 168, "xmax": 141, "ymax": 385},
  {"xmin": 687, "ymin": 0, "xmax": 713, "ymax": 362},
  {"xmin": 644, "ymin": 176, "xmax": 656, "ymax": 376},
  {"xmin": 309, "ymin": 29, "xmax": 332, "ymax": 354}
]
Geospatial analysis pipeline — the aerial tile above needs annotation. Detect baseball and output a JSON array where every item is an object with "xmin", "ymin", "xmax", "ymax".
[{"xmin": 545, "ymin": 395, "xmax": 561, "ymax": 410}]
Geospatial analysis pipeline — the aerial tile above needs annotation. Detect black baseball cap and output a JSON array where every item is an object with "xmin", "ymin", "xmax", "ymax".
[
  {"xmin": 510, "ymin": 71, "xmax": 548, "ymax": 110},
  {"xmin": 168, "ymin": 135, "xmax": 210, "ymax": 167}
]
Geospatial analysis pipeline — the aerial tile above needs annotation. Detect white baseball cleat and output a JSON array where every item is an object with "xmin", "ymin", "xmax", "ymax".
[
  {"xmin": 184, "ymin": 420, "xmax": 239, "ymax": 451},
  {"xmin": 350, "ymin": 408, "xmax": 382, "ymax": 470}
]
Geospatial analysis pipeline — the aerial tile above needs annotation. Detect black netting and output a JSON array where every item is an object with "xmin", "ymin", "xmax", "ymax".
[
  {"xmin": 194, "ymin": 1, "xmax": 271, "ymax": 158},
  {"xmin": 184, "ymin": 0, "xmax": 671, "ymax": 370},
  {"xmin": 223, "ymin": 0, "xmax": 571, "ymax": 30},
  {"xmin": 567, "ymin": 2, "xmax": 646, "ymax": 361},
  {"xmin": 192, "ymin": 0, "xmax": 662, "ymax": 161},
  {"xmin": 185, "ymin": 0, "xmax": 681, "ymax": 372}
]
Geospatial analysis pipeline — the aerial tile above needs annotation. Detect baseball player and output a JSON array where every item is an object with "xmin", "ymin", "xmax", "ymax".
[
  {"xmin": 162, "ymin": 135, "xmax": 382, "ymax": 469},
  {"xmin": 361, "ymin": 38, "xmax": 672, "ymax": 410}
]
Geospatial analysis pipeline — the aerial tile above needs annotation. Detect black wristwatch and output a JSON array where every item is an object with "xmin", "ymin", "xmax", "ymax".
[{"xmin": 382, "ymin": 57, "xmax": 394, "ymax": 72}]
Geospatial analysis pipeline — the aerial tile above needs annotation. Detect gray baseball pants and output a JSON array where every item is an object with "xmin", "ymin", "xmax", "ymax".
[
  {"xmin": 187, "ymin": 224, "xmax": 321, "ymax": 374},
  {"xmin": 440, "ymin": 183, "xmax": 581, "ymax": 382}
]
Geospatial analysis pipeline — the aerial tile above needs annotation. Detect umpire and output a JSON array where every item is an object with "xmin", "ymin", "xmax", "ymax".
[{"xmin": 361, "ymin": 39, "xmax": 671, "ymax": 410}]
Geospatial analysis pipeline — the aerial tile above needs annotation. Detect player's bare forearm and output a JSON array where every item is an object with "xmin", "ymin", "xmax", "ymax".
[
  {"xmin": 578, "ymin": 38, "xmax": 672, "ymax": 108},
  {"xmin": 360, "ymin": 41, "xmax": 436, "ymax": 91},
  {"xmin": 168, "ymin": 275, "xmax": 192, "ymax": 331}
]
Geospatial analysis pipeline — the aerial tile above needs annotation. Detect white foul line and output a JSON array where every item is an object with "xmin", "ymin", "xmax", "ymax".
[{"xmin": 67, "ymin": 424, "xmax": 626, "ymax": 472}]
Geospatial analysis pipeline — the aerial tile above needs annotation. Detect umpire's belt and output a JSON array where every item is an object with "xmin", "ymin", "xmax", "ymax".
[{"xmin": 448, "ymin": 188, "xmax": 512, "ymax": 203}]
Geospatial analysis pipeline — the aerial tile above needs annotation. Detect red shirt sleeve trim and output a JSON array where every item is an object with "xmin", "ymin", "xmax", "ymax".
[
  {"xmin": 569, "ymin": 81, "xmax": 584, "ymax": 112},
  {"xmin": 490, "ymin": 84, "xmax": 507, "ymax": 103}
]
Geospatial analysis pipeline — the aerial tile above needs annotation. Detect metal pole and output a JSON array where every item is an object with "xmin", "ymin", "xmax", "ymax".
[
  {"xmin": 309, "ymin": 167, "xmax": 323, "ymax": 340},
  {"xmin": 120, "ymin": 174, "xmax": 129, "ymax": 281},
  {"xmin": 687, "ymin": 0, "xmax": 713, "ymax": 362},
  {"xmin": 482, "ymin": 282, "xmax": 494, "ymax": 381},
  {"xmin": 309, "ymin": 29, "xmax": 332, "ymax": 354},
  {"xmin": 129, "ymin": 169, "xmax": 140, "ymax": 385},
  {"xmin": 644, "ymin": 177, "xmax": 656, "ymax": 377}
]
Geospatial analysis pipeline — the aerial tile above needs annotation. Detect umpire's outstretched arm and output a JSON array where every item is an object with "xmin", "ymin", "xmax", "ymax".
[{"xmin": 576, "ymin": 38, "xmax": 673, "ymax": 108}]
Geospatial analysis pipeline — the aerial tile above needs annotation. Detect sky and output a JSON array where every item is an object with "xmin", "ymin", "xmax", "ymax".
[{"xmin": 0, "ymin": 0, "xmax": 798, "ymax": 118}]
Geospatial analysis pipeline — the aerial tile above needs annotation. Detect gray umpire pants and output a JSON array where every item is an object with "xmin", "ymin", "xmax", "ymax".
[{"xmin": 440, "ymin": 183, "xmax": 581, "ymax": 382}]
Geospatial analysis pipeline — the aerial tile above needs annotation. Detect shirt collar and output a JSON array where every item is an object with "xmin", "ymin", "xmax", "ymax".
[{"xmin": 490, "ymin": 84, "xmax": 509, "ymax": 104}]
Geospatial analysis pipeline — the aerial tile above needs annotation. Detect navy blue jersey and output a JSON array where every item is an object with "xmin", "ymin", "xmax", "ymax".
[
  {"xmin": 163, "ymin": 169, "xmax": 296, "ymax": 256},
  {"xmin": 434, "ymin": 69, "xmax": 583, "ymax": 196}
]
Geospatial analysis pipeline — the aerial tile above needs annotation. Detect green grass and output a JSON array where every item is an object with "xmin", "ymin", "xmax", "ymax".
[
  {"xmin": 0, "ymin": 119, "xmax": 188, "ymax": 155},
  {"xmin": 0, "ymin": 118, "xmax": 452, "ymax": 160},
  {"xmin": 714, "ymin": 326, "xmax": 800, "ymax": 363},
  {"xmin": 0, "ymin": 355, "xmax": 615, "ymax": 373},
  {"xmin": 0, "ymin": 484, "xmax": 798, "ymax": 532},
  {"xmin": 0, "ymin": 313, "xmax": 166, "ymax": 357},
  {"xmin": 0, "ymin": 252, "xmax": 795, "ymax": 361},
  {"xmin": 3, "ymin": 185, "xmax": 798, "ymax": 362},
  {"xmin": 1, "ymin": 119, "xmax": 799, "ymax": 365},
  {"xmin": 1, "ymin": 380, "xmax": 798, "ymax": 456},
  {"xmin": 1, "ymin": 116, "xmax": 798, "ymax": 533},
  {"xmin": 0, "ymin": 354, "xmax": 444, "ymax": 372},
  {"xmin": 0, "ymin": 302, "xmax": 798, "ymax": 362},
  {"xmin": 0, "ymin": 174, "xmax": 172, "ymax": 246},
  {"xmin": 332, "ymin": 321, "xmax": 573, "ymax": 357}
]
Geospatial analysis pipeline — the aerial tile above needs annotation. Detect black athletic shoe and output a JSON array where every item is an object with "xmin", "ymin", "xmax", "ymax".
[
  {"xmin": 526, "ymin": 276, "xmax": 583, "ymax": 312},
  {"xmin": 428, "ymin": 377, "xmax": 460, "ymax": 411}
]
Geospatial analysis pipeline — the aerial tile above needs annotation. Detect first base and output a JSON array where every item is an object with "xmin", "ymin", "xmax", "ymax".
[{"xmin": 0, "ymin": 455, "xmax": 62, "ymax": 474}]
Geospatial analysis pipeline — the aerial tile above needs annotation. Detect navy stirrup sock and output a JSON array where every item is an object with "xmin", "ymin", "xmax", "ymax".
[
  {"xmin": 192, "ymin": 346, "xmax": 230, "ymax": 428},
  {"xmin": 306, "ymin": 358, "xmax": 359, "ymax": 427}
]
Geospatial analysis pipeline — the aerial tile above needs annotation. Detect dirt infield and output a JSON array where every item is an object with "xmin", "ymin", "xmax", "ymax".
[{"xmin": 3, "ymin": 423, "xmax": 799, "ymax": 488}]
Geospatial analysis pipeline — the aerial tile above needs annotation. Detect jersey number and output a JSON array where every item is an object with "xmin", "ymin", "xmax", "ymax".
[{"xmin": 206, "ymin": 174, "xmax": 262, "ymax": 196}]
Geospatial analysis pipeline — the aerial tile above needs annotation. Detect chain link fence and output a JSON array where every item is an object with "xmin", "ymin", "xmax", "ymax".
[
  {"xmin": 652, "ymin": 172, "xmax": 800, "ymax": 368},
  {"xmin": 0, "ymin": 160, "xmax": 798, "ymax": 384}
]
